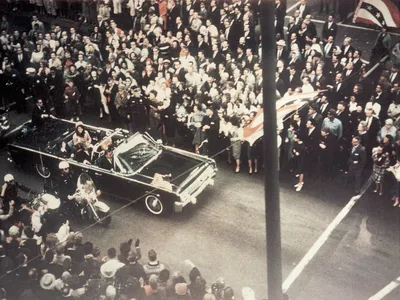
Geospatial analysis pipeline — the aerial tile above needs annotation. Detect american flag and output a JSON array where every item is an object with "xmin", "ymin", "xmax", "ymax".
[{"xmin": 353, "ymin": 0, "xmax": 400, "ymax": 28}]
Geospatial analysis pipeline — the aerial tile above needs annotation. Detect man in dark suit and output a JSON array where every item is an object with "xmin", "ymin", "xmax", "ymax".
[
  {"xmin": 341, "ymin": 37, "xmax": 355, "ymax": 59},
  {"xmin": 173, "ymin": 16, "xmax": 185, "ymax": 35},
  {"xmin": 32, "ymin": 98, "xmax": 51, "ymax": 129},
  {"xmin": 329, "ymin": 73, "xmax": 347, "ymax": 105},
  {"xmin": 208, "ymin": 0, "xmax": 220, "ymax": 27},
  {"xmin": 388, "ymin": 64, "xmax": 400, "ymax": 85},
  {"xmin": 244, "ymin": 48, "xmax": 258, "ymax": 70},
  {"xmin": 197, "ymin": 34, "xmax": 210, "ymax": 57},
  {"xmin": 347, "ymin": 136, "xmax": 366, "ymax": 194},
  {"xmin": 275, "ymin": 0, "xmax": 286, "ymax": 37},
  {"xmin": 96, "ymin": 148, "xmax": 114, "ymax": 170},
  {"xmin": 287, "ymin": 66, "xmax": 302, "ymax": 90},
  {"xmin": 13, "ymin": 47, "xmax": 29, "ymax": 74},
  {"xmin": 336, "ymin": 101, "xmax": 351, "ymax": 138},
  {"xmin": 211, "ymin": 43, "xmax": 224, "ymax": 67},
  {"xmin": 298, "ymin": 0, "xmax": 311, "ymax": 18},
  {"xmin": 167, "ymin": 0, "xmax": 181, "ymax": 31},
  {"xmin": 352, "ymin": 50, "xmax": 363, "ymax": 71},
  {"xmin": 318, "ymin": 95, "xmax": 334, "ymax": 118},
  {"xmin": 224, "ymin": 18, "xmax": 239, "ymax": 50},
  {"xmin": 364, "ymin": 108, "xmax": 381, "ymax": 146},
  {"xmin": 307, "ymin": 104, "xmax": 323, "ymax": 130},
  {"xmin": 276, "ymin": 40, "xmax": 289, "ymax": 64},
  {"xmin": 286, "ymin": 16, "xmax": 300, "ymax": 41},
  {"xmin": 325, "ymin": 55, "xmax": 344, "ymax": 85},
  {"xmin": 313, "ymin": 66, "xmax": 328, "ymax": 90},
  {"xmin": 342, "ymin": 61, "xmax": 358, "ymax": 92},
  {"xmin": 243, "ymin": 24, "xmax": 256, "ymax": 53},
  {"xmin": 323, "ymin": 36, "xmax": 335, "ymax": 59},
  {"xmin": 322, "ymin": 15, "xmax": 338, "ymax": 42},
  {"xmin": 319, "ymin": 127, "xmax": 338, "ymax": 179}
]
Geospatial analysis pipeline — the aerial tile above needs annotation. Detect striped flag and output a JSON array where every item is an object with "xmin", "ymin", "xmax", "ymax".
[
  {"xmin": 241, "ymin": 91, "xmax": 321, "ymax": 147},
  {"xmin": 353, "ymin": 0, "xmax": 400, "ymax": 28}
]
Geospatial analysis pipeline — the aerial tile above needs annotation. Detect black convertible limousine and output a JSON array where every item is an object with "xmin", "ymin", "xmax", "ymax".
[{"xmin": 6, "ymin": 118, "xmax": 217, "ymax": 215}]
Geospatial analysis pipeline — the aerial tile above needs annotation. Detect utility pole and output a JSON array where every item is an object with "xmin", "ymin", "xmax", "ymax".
[{"xmin": 260, "ymin": 1, "xmax": 284, "ymax": 300}]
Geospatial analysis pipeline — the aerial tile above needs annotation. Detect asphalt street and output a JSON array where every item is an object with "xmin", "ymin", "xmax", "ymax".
[{"xmin": 1, "ymin": 110, "xmax": 400, "ymax": 300}]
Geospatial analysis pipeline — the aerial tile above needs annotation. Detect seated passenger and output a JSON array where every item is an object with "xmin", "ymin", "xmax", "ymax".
[
  {"xmin": 96, "ymin": 148, "xmax": 114, "ymax": 170},
  {"xmin": 73, "ymin": 143, "xmax": 91, "ymax": 165},
  {"xmin": 73, "ymin": 123, "xmax": 92, "ymax": 148},
  {"xmin": 54, "ymin": 140, "xmax": 71, "ymax": 158}
]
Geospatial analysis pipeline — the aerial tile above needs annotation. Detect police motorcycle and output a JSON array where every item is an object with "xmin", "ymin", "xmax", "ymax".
[
  {"xmin": 0, "ymin": 108, "xmax": 10, "ymax": 137},
  {"xmin": 69, "ymin": 173, "xmax": 112, "ymax": 227},
  {"xmin": 28, "ymin": 192, "xmax": 63, "ymax": 235}
]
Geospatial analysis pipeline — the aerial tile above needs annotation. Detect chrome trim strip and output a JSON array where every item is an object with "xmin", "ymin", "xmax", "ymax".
[{"xmin": 9, "ymin": 144, "xmax": 175, "ymax": 193}]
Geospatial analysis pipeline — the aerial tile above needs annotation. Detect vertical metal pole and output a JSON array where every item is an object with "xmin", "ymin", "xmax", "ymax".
[{"xmin": 260, "ymin": 1, "xmax": 284, "ymax": 300}]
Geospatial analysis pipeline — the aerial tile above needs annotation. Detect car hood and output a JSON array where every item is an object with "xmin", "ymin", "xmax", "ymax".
[{"xmin": 139, "ymin": 149, "xmax": 206, "ymax": 185}]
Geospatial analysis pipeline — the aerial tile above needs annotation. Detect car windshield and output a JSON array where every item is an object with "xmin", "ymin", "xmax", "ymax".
[{"xmin": 115, "ymin": 135, "xmax": 160, "ymax": 173}]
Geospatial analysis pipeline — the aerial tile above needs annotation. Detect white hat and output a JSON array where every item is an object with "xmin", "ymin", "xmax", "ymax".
[
  {"xmin": 40, "ymin": 273, "xmax": 56, "ymax": 290},
  {"xmin": 41, "ymin": 194, "xmax": 60, "ymax": 210},
  {"xmin": 26, "ymin": 67, "xmax": 36, "ymax": 74},
  {"xmin": 242, "ymin": 287, "xmax": 255, "ymax": 300},
  {"xmin": 100, "ymin": 262, "xmax": 118, "ymax": 278},
  {"xmin": 8, "ymin": 225, "xmax": 19, "ymax": 237},
  {"xmin": 4, "ymin": 174, "xmax": 14, "ymax": 182}
]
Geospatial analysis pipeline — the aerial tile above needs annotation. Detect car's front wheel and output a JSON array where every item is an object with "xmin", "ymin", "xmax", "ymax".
[{"xmin": 144, "ymin": 195, "xmax": 171, "ymax": 216}]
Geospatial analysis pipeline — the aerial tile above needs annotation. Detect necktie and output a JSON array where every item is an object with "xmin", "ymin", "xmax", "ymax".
[{"xmin": 391, "ymin": 73, "xmax": 396, "ymax": 82}]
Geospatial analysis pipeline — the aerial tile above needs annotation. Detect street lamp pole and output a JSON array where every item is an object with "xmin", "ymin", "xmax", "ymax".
[{"xmin": 260, "ymin": 1, "xmax": 284, "ymax": 300}]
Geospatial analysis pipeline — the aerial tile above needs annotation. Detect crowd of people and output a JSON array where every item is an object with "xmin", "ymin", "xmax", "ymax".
[{"xmin": 0, "ymin": 0, "xmax": 399, "ymax": 298}]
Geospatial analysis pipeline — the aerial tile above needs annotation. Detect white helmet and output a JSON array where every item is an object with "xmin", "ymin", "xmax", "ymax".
[
  {"xmin": 4, "ymin": 174, "xmax": 14, "ymax": 182},
  {"xmin": 59, "ymin": 161, "xmax": 70, "ymax": 170}
]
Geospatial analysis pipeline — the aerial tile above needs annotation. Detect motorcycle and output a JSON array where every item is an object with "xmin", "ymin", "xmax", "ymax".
[
  {"xmin": 0, "ymin": 108, "xmax": 10, "ymax": 137},
  {"xmin": 27, "ymin": 191, "xmax": 67, "ymax": 240},
  {"xmin": 70, "ymin": 173, "xmax": 112, "ymax": 227}
]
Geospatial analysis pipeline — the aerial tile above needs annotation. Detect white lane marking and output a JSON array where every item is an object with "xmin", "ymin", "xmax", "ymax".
[
  {"xmin": 368, "ymin": 277, "xmax": 400, "ymax": 300},
  {"xmin": 284, "ymin": 15, "xmax": 400, "ymax": 36},
  {"xmin": 282, "ymin": 177, "xmax": 372, "ymax": 293},
  {"xmin": 286, "ymin": 1, "xmax": 301, "ymax": 13}
]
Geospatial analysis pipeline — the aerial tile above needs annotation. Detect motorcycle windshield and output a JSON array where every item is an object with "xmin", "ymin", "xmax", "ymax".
[{"xmin": 76, "ymin": 173, "xmax": 97, "ymax": 196}]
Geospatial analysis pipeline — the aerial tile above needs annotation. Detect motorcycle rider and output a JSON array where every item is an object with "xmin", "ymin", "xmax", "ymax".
[
  {"xmin": 69, "ymin": 173, "xmax": 102, "ymax": 220},
  {"xmin": 0, "ymin": 174, "xmax": 30, "ymax": 212},
  {"xmin": 56, "ymin": 161, "xmax": 76, "ymax": 216}
]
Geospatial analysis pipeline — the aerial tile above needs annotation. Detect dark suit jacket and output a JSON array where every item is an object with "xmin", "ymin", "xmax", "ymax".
[
  {"xmin": 388, "ymin": 72, "xmax": 400, "ymax": 85},
  {"xmin": 288, "ymin": 73, "xmax": 302, "ymax": 90},
  {"xmin": 304, "ymin": 127, "xmax": 320, "ymax": 154},
  {"xmin": 96, "ymin": 155, "xmax": 113, "ymax": 170},
  {"xmin": 322, "ymin": 21, "xmax": 338, "ymax": 40},
  {"xmin": 298, "ymin": 4, "xmax": 311, "ymax": 18},
  {"xmin": 341, "ymin": 45, "xmax": 355, "ymax": 58},
  {"xmin": 276, "ymin": 78, "xmax": 285, "ymax": 97},
  {"xmin": 318, "ymin": 102, "xmax": 334, "ymax": 118},
  {"xmin": 13, "ymin": 53, "xmax": 29, "ymax": 73},
  {"xmin": 365, "ymin": 116, "xmax": 380, "ymax": 142},
  {"xmin": 308, "ymin": 113, "xmax": 323, "ymax": 130},
  {"xmin": 348, "ymin": 145, "xmax": 366, "ymax": 169},
  {"xmin": 208, "ymin": 7, "xmax": 220, "ymax": 27}
]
